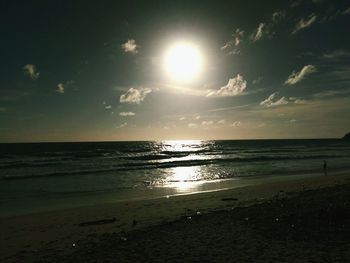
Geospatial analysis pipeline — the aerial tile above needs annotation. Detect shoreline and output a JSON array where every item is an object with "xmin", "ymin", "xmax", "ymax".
[
  {"xmin": 1, "ymin": 172, "xmax": 350, "ymax": 262},
  {"xmin": 2, "ymin": 170, "xmax": 349, "ymax": 219}
]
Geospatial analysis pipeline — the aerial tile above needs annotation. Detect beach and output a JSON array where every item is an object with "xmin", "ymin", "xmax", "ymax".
[{"xmin": 1, "ymin": 172, "xmax": 350, "ymax": 262}]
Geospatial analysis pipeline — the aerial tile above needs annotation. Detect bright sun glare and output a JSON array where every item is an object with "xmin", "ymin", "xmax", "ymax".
[{"xmin": 164, "ymin": 43, "xmax": 203, "ymax": 83}]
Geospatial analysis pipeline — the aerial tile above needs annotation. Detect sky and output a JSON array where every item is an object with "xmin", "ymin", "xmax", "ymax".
[{"xmin": 1, "ymin": 0, "xmax": 350, "ymax": 142}]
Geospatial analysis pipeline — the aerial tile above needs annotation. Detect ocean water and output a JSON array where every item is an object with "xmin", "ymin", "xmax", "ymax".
[{"xmin": 1, "ymin": 139, "xmax": 350, "ymax": 217}]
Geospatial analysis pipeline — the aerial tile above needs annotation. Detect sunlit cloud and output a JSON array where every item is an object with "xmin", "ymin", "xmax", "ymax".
[
  {"xmin": 23, "ymin": 64, "xmax": 40, "ymax": 80},
  {"xmin": 116, "ymin": 122, "xmax": 127, "ymax": 128},
  {"xmin": 201, "ymin": 120, "xmax": 214, "ymax": 126},
  {"xmin": 56, "ymin": 80, "xmax": 75, "ymax": 94},
  {"xmin": 322, "ymin": 49, "xmax": 350, "ymax": 59},
  {"xmin": 120, "ymin": 87, "xmax": 152, "ymax": 104},
  {"xmin": 271, "ymin": 10, "xmax": 286, "ymax": 24},
  {"xmin": 221, "ymin": 28, "xmax": 244, "ymax": 55},
  {"xmin": 207, "ymin": 74, "xmax": 247, "ymax": 97},
  {"xmin": 121, "ymin": 39, "xmax": 139, "ymax": 54},
  {"xmin": 217, "ymin": 119, "xmax": 225, "ymax": 125},
  {"xmin": 188, "ymin": 123, "xmax": 198, "ymax": 128},
  {"xmin": 292, "ymin": 14, "xmax": 317, "ymax": 34},
  {"xmin": 105, "ymin": 105, "xmax": 112, "ymax": 109},
  {"xmin": 56, "ymin": 83, "xmax": 65, "ymax": 94},
  {"xmin": 260, "ymin": 93, "xmax": 289, "ymax": 107},
  {"xmin": 120, "ymin": 112, "xmax": 135, "ymax": 116},
  {"xmin": 251, "ymin": 23, "xmax": 265, "ymax": 42},
  {"xmin": 284, "ymin": 65, "xmax": 317, "ymax": 85},
  {"xmin": 289, "ymin": 97, "xmax": 307, "ymax": 104},
  {"xmin": 230, "ymin": 121, "xmax": 242, "ymax": 127}
]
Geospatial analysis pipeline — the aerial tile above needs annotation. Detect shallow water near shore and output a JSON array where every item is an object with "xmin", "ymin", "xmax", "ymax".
[{"xmin": 1, "ymin": 139, "xmax": 350, "ymax": 217}]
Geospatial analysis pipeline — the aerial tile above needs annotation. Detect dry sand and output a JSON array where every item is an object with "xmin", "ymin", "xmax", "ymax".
[{"xmin": 1, "ymin": 173, "xmax": 350, "ymax": 262}]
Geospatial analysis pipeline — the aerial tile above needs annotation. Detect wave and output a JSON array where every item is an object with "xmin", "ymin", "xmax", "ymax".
[
  {"xmin": 0, "ymin": 162, "xmax": 60, "ymax": 169},
  {"xmin": 1, "ymin": 153, "xmax": 346, "ymax": 181}
]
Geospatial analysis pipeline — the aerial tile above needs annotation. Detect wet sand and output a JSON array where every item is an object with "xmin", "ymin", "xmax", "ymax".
[{"xmin": 1, "ymin": 173, "xmax": 350, "ymax": 262}]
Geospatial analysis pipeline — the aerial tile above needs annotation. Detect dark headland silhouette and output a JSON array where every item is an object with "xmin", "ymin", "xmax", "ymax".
[{"xmin": 343, "ymin": 132, "xmax": 350, "ymax": 139}]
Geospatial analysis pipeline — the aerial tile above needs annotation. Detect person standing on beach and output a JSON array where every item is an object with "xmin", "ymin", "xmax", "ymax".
[{"xmin": 323, "ymin": 160, "xmax": 327, "ymax": 176}]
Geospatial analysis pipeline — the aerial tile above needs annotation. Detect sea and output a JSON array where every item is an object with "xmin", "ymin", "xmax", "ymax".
[{"xmin": 1, "ymin": 139, "xmax": 350, "ymax": 217}]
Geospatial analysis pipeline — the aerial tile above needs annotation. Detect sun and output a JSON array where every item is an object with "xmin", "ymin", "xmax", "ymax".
[{"xmin": 163, "ymin": 42, "xmax": 203, "ymax": 83}]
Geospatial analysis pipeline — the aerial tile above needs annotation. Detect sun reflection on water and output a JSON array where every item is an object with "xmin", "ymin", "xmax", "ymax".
[
  {"xmin": 160, "ymin": 140, "xmax": 208, "ymax": 193},
  {"xmin": 168, "ymin": 166, "xmax": 204, "ymax": 192},
  {"xmin": 161, "ymin": 140, "xmax": 203, "ymax": 152}
]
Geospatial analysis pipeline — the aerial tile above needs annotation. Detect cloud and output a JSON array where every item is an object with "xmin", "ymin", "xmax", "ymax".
[
  {"xmin": 188, "ymin": 123, "xmax": 198, "ymax": 128},
  {"xmin": 221, "ymin": 29, "xmax": 244, "ymax": 54},
  {"xmin": 23, "ymin": 64, "xmax": 40, "ymax": 80},
  {"xmin": 217, "ymin": 119, "xmax": 225, "ymax": 125},
  {"xmin": 230, "ymin": 121, "xmax": 242, "ymax": 127},
  {"xmin": 292, "ymin": 14, "xmax": 317, "ymax": 34},
  {"xmin": 119, "ymin": 112, "xmax": 135, "ymax": 116},
  {"xmin": 322, "ymin": 49, "xmax": 350, "ymax": 59},
  {"xmin": 121, "ymin": 39, "xmax": 139, "ymax": 54},
  {"xmin": 260, "ymin": 93, "xmax": 289, "ymax": 107},
  {"xmin": 116, "ymin": 122, "xmax": 127, "ymax": 129},
  {"xmin": 207, "ymin": 74, "xmax": 247, "ymax": 97},
  {"xmin": 284, "ymin": 65, "xmax": 317, "ymax": 85},
  {"xmin": 105, "ymin": 105, "xmax": 112, "ymax": 109},
  {"xmin": 120, "ymin": 87, "xmax": 152, "ymax": 104},
  {"xmin": 289, "ymin": 97, "xmax": 307, "ymax": 104},
  {"xmin": 251, "ymin": 23, "xmax": 265, "ymax": 42},
  {"xmin": 56, "ymin": 80, "xmax": 75, "ymax": 94},
  {"xmin": 272, "ymin": 10, "xmax": 286, "ymax": 24},
  {"xmin": 201, "ymin": 120, "xmax": 214, "ymax": 126},
  {"xmin": 56, "ymin": 83, "xmax": 65, "ymax": 94},
  {"xmin": 249, "ymin": 11, "xmax": 285, "ymax": 43}
]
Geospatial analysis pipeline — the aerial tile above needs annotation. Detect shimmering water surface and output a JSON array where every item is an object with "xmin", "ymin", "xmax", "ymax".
[{"xmin": 1, "ymin": 139, "xmax": 350, "ymax": 217}]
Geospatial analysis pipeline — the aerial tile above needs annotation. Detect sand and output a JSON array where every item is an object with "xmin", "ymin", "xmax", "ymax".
[{"xmin": 1, "ymin": 173, "xmax": 350, "ymax": 262}]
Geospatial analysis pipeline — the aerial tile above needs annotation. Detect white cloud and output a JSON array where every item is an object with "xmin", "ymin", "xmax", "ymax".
[
  {"xmin": 119, "ymin": 112, "xmax": 135, "ymax": 116},
  {"xmin": 56, "ymin": 83, "xmax": 65, "ymax": 94},
  {"xmin": 120, "ymin": 87, "xmax": 152, "ymax": 104},
  {"xmin": 289, "ymin": 97, "xmax": 307, "ymax": 104},
  {"xmin": 221, "ymin": 29, "xmax": 244, "ymax": 54},
  {"xmin": 284, "ymin": 65, "xmax": 317, "ymax": 85},
  {"xmin": 188, "ymin": 123, "xmax": 198, "ymax": 128},
  {"xmin": 56, "ymin": 80, "xmax": 74, "ymax": 94},
  {"xmin": 207, "ymin": 74, "xmax": 247, "ymax": 97},
  {"xmin": 272, "ymin": 10, "xmax": 286, "ymax": 23},
  {"xmin": 121, "ymin": 39, "xmax": 139, "ymax": 54},
  {"xmin": 260, "ymin": 93, "xmax": 289, "ymax": 107},
  {"xmin": 179, "ymin": 117, "xmax": 186, "ymax": 120},
  {"xmin": 251, "ymin": 23, "xmax": 265, "ymax": 42},
  {"xmin": 23, "ymin": 64, "xmax": 40, "ymax": 80},
  {"xmin": 322, "ymin": 49, "xmax": 350, "ymax": 59},
  {"xmin": 292, "ymin": 14, "xmax": 317, "ymax": 34},
  {"xmin": 201, "ymin": 120, "xmax": 214, "ymax": 126},
  {"xmin": 105, "ymin": 105, "xmax": 112, "ymax": 109},
  {"xmin": 116, "ymin": 122, "xmax": 127, "ymax": 129},
  {"xmin": 230, "ymin": 121, "xmax": 242, "ymax": 127},
  {"xmin": 217, "ymin": 119, "xmax": 225, "ymax": 125}
]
